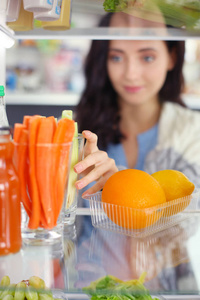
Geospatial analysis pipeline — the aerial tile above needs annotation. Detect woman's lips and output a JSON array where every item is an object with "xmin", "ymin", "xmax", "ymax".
[{"xmin": 124, "ymin": 86, "xmax": 143, "ymax": 93}]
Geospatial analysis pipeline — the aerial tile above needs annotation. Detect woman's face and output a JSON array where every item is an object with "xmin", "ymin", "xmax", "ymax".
[{"xmin": 107, "ymin": 40, "xmax": 175, "ymax": 107}]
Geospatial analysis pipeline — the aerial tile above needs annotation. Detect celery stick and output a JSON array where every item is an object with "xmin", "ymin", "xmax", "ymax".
[
  {"xmin": 61, "ymin": 110, "xmax": 73, "ymax": 120},
  {"xmin": 66, "ymin": 122, "xmax": 79, "ymax": 209},
  {"xmin": 61, "ymin": 110, "xmax": 79, "ymax": 209}
]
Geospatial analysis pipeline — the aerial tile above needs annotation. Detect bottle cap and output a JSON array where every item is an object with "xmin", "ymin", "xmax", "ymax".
[{"xmin": 0, "ymin": 86, "xmax": 5, "ymax": 97}]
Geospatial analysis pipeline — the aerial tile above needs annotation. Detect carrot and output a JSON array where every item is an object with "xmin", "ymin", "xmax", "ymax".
[
  {"xmin": 23, "ymin": 116, "xmax": 32, "ymax": 129},
  {"xmin": 28, "ymin": 116, "xmax": 42, "ymax": 229},
  {"xmin": 36, "ymin": 116, "xmax": 57, "ymax": 229},
  {"xmin": 53, "ymin": 118, "xmax": 75, "ymax": 169},
  {"xmin": 52, "ymin": 118, "xmax": 75, "ymax": 225},
  {"xmin": 17, "ymin": 129, "xmax": 32, "ymax": 218},
  {"xmin": 13, "ymin": 123, "xmax": 32, "ymax": 217},
  {"xmin": 13, "ymin": 123, "xmax": 26, "ymax": 170},
  {"xmin": 53, "ymin": 118, "xmax": 75, "ymax": 144},
  {"xmin": 37, "ymin": 116, "xmax": 56, "ymax": 143},
  {"xmin": 13, "ymin": 123, "xmax": 26, "ymax": 143},
  {"xmin": 39, "ymin": 205, "xmax": 49, "ymax": 229},
  {"xmin": 23, "ymin": 115, "xmax": 42, "ymax": 129},
  {"xmin": 22, "ymin": 116, "xmax": 34, "ymax": 199}
]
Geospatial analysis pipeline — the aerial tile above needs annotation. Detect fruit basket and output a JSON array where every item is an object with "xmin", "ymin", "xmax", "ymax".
[{"xmin": 84, "ymin": 190, "xmax": 200, "ymax": 238}]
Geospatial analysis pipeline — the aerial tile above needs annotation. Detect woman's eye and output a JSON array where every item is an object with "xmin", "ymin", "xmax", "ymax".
[
  {"xmin": 109, "ymin": 55, "xmax": 122, "ymax": 62},
  {"xmin": 143, "ymin": 55, "xmax": 155, "ymax": 62}
]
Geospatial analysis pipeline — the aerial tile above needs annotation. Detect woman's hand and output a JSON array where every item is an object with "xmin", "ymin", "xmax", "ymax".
[{"xmin": 74, "ymin": 130, "xmax": 118, "ymax": 196}]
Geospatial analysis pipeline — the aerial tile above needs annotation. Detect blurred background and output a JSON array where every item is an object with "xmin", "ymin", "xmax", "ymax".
[{"xmin": 5, "ymin": 39, "xmax": 200, "ymax": 127}]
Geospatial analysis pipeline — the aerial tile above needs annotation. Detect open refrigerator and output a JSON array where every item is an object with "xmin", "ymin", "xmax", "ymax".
[{"xmin": 1, "ymin": 1, "xmax": 200, "ymax": 299}]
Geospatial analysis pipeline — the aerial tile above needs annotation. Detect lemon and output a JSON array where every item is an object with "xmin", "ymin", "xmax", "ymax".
[
  {"xmin": 151, "ymin": 170, "xmax": 195, "ymax": 216},
  {"xmin": 151, "ymin": 170, "xmax": 195, "ymax": 201}
]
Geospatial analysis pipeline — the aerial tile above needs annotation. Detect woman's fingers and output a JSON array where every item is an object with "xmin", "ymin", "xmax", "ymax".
[
  {"xmin": 75, "ymin": 156, "xmax": 118, "ymax": 190},
  {"xmin": 82, "ymin": 170, "xmax": 115, "ymax": 196},
  {"xmin": 74, "ymin": 150, "xmax": 108, "ymax": 175},
  {"xmin": 74, "ymin": 130, "xmax": 118, "ymax": 193},
  {"xmin": 82, "ymin": 130, "xmax": 98, "ymax": 156}
]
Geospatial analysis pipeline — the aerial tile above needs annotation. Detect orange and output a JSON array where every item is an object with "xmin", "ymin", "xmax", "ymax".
[
  {"xmin": 151, "ymin": 170, "xmax": 195, "ymax": 216},
  {"xmin": 102, "ymin": 169, "xmax": 166, "ymax": 229}
]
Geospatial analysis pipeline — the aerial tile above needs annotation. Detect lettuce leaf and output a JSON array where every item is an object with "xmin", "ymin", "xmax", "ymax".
[
  {"xmin": 82, "ymin": 274, "xmax": 161, "ymax": 300},
  {"xmin": 103, "ymin": 0, "xmax": 128, "ymax": 12}
]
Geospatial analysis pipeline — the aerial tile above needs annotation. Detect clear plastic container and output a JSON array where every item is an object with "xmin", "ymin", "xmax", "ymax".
[
  {"xmin": 6, "ymin": 0, "xmax": 21, "ymax": 22},
  {"xmin": 41, "ymin": 0, "xmax": 71, "ymax": 30},
  {"xmin": 7, "ymin": 0, "xmax": 33, "ymax": 31},
  {"xmin": 23, "ymin": 0, "xmax": 53, "ymax": 13},
  {"xmin": 84, "ymin": 190, "xmax": 200, "ymax": 238},
  {"xmin": 34, "ymin": 0, "xmax": 62, "ymax": 21}
]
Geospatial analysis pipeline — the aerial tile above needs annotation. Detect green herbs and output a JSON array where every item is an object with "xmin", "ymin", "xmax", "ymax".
[
  {"xmin": 103, "ymin": 0, "xmax": 129, "ymax": 12},
  {"xmin": 82, "ymin": 273, "xmax": 160, "ymax": 300}
]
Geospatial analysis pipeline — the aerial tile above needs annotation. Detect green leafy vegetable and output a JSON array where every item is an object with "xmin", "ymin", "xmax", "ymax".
[
  {"xmin": 152, "ymin": 0, "xmax": 200, "ymax": 30},
  {"xmin": 103, "ymin": 0, "xmax": 128, "ymax": 12},
  {"xmin": 82, "ymin": 273, "xmax": 161, "ymax": 300},
  {"xmin": 102, "ymin": 0, "xmax": 200, "ymax": 31},
  {"xmin": 172, "ymin": 0, "xmax": 200, "ymax": 11}
]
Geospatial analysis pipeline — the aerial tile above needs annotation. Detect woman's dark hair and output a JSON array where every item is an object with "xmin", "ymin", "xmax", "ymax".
[{"xmin": 75, "ymin": 13, "xmax": 185, "ymax": 150}]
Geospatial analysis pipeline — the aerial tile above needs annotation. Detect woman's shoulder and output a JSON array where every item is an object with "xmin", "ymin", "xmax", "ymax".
[
  {"xmin": 158, "ymin": 101, "xmax": 200, "ymax": 146},
  {"xmin": 160, "ymin": 101, "xmax": 200, "ymax": 130},
  {"xmin": 162, "ymin": 101, "xmax": 199, "ymax": 119},
  {"xmin": 145, "ymin": 102, "xmax": 200, "ymax": 183}
]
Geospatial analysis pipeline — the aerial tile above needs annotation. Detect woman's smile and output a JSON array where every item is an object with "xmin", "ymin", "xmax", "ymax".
[{"xmin": 124, "ymin": 86, "xmax": 144, "ymax": 93}]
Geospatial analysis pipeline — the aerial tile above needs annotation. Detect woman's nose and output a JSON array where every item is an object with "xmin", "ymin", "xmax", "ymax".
[{"xmin": 124, "ymin": 60, "xmax": 142, "ymax": 81}]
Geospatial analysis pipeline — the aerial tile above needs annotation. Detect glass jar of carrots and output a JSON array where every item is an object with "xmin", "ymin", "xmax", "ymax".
[{"xmin": 0, "ymin": 126, "xmax": 22, "ymax": 255}]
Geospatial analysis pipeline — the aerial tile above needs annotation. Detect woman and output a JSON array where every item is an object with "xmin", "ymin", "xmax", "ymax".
[{"xmin": 74, "ymin": 14, "xmax": 200, "ymax": 197}]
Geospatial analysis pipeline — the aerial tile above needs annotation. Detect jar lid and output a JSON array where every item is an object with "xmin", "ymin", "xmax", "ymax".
[
  {"xmin": 0, "ymin": 86, "xmax": 5, "ymax": 97},
  {"xmin": 0, "ymin": 126, "xmax": 12, "ymax": 136}
]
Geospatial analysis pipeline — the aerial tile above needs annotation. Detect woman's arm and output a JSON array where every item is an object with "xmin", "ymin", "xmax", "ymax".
[{"xmin": 74, "ymin": 130, "xmax": 118, "ymax": 196}]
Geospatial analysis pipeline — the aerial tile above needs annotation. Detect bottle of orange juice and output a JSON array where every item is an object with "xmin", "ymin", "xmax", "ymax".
[{"xmin": 0, "ymin": 127, "xmax": 22, "ymax": 255}]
